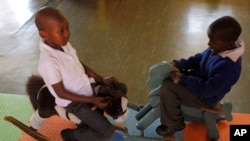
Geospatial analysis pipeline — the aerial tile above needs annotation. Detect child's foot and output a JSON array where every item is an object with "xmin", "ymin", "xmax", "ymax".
[
  {"xmin": 61, "ymin": 128, "xmax": 79, "ymax": 141},
  {"xmin": 156, "ymin": 124, "xmax": 185, "ymax": 137}
]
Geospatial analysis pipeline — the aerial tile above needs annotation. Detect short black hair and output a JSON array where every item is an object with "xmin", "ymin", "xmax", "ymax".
[
  {"xmin": 208, "ymin": 16, "xmax": 242, "ymax": 41},
  {"xmin": 35, "ymin": 6, "xmax": 66, "ymax": 31}
]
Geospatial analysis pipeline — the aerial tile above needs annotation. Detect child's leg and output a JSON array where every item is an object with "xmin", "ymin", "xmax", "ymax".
[
  {"xmin": 160, "ymin": 79, "xmax": 206, "ymax": 129},
  {"xmin": 65, "ymin": 102, "xmax": 114, "ymax": 141}
]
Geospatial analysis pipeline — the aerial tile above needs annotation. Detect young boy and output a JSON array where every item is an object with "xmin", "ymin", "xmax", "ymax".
[
  {"xmin": 156, "ymin": 16, "xmax": 244, "ymax": 138},
  {"xmin": 32, "ymin": 6, "xmax": 116, "ymax": 141}
]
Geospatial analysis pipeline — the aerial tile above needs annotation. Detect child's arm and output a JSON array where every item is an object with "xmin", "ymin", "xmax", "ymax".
[
  {"xmin": 82, "ymin": 63, "xmax": 104, "ymax": 83},
  {"xmin": 171, "ymin": 50, "xmax": 204, "ymax": 70},
  {"xmin": 82, "ymin": 63, "xmax": 117, "ymax": 84},
  {"xmin": 52, "ymin": 81, "xmax": 108, "ymax": 109}
]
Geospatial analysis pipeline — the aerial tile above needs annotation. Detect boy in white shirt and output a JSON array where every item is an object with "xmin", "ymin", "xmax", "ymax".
[{"xmin": 31, "ymin": 6, "xmax": 115, "ymax": 141}]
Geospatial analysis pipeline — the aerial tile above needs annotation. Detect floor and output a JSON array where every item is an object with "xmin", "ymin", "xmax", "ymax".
[{"xmin": 0, "ymin": 0, "xmax": 250, "ymax": 114}]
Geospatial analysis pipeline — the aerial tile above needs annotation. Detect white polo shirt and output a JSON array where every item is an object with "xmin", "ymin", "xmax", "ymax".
[{"xmin": 38, "ymin": 40, "xmax": 93, "ymax": 107}]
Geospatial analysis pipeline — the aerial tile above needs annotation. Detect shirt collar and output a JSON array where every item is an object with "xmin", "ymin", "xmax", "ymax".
[
  {"xmin": 39, "ymin": 40, "xmax": 71, "ymax": 54},
  {"xmin": 218, "ymin": 40, "xmax": 244, "ymax": 62}
]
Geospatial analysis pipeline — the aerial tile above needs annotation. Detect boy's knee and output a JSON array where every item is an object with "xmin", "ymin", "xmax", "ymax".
[
  {"xmin": 102, "ymin": 125, "xmax": 115, "ymax": 139},
  {"xmin": 91, "ymin": 123, "xmax": 115, "ymax": 140},
  {"xmin": 162, "ymin": 79, "xmax": 173, "ymax": 88}
]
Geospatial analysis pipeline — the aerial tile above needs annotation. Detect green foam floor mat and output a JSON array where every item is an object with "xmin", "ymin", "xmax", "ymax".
[{"xmin": 0, "ymin": 93, "xmax": 33, "ymax": 141}]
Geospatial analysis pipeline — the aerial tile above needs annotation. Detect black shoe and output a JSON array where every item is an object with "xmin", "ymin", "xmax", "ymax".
[
  {"xmin": 61, "ymin": 128, "xmax": 79, "ymax": 141},
  {"xmin": 156, "ymin": 124, "xmax": 185, "ymax": 136}
]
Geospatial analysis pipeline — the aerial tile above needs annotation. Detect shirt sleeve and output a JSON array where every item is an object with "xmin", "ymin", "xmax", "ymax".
[
  {"xmin": 173, "ymin": 48, "xmax": 211, "ymax": 70},
  {"xmin": 38, "ymin": 58, "xmax": 62, "ymax": 86}
]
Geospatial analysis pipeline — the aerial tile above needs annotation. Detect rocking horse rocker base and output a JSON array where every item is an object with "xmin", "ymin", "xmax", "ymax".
[
  {"xmin": 4, "ymin": 115, "xmax": 129, "ymax": 141},
  {"xmin": 4, "ymin": 115, "xmax": 53, "ymax": 141}
]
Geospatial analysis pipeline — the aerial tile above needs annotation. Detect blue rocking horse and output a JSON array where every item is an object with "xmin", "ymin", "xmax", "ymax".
[{"xmin": 134, "ymin": 61, "xmax": 233, "ymax": 141}]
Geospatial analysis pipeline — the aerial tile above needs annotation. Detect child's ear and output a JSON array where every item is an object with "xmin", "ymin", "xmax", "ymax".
[
  {"xmin": 229, "ymin": 40, "xmax": 235, "ymax": 46},
  {"xmin": 39, "ymin": 30, "xmax": 47, "ymax": 39},
  {"xmin": 228, "ymin": 40, "xmax": 237, "ymax": 49}
]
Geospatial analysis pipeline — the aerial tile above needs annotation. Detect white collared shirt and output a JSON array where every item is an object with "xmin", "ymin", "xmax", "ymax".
[
  {"xmin": 38, "ymin": 41, "xmax": 93, "ymax": 107},
  {"xmin": 219, "ymin": 40, "xmax": 245, "ymax": 62}
]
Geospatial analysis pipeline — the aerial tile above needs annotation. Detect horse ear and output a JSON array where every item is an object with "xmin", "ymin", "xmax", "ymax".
[{"xmin": 117, "ymin": 82, "xmax": 127, "ymax": 96}]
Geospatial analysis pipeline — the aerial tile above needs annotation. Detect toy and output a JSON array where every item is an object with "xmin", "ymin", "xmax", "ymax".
[
  {"xmin": 4, "ymin": 61, "xmax": 234, "ymax": 141},
  {"xmin": 134, "ymin": 61, "xmax": 233, "ymax": 141},
  {"xmin": 26, "ymin": 75, "xmax": 129, "ymax": 123},
  {"xmin": 4, "ymin": 75, "xmax": 129, "ymax": 141}
]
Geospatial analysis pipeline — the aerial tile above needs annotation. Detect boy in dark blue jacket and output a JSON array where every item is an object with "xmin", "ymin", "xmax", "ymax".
[{"xmin": 156, "ymin": 16, "xmax": 244, "ymax": 137}]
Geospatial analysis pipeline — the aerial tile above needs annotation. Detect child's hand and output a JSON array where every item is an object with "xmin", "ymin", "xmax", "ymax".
[
  {"xmin": 92, "ymin": 96, "xmax": 109, "ymax": 109},
  {"xmin": 170, "ymin": 61, "xmax": 179, "ymax": 69},
  {"xmin": 170, "ymin": 71, "xmax": 182, "ymax": 84}
]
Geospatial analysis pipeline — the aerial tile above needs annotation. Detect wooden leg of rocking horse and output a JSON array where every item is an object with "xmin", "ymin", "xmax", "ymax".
[
  {"xmin": 4, "ymin": 115, "xmax": 128, "ymax": 141},
  {"xmin": 4, "ymin": 115, "xmax": 52, "ymax": 141},
  {"xmin": 204, "ymin": 112, "xmax": 219, "ymax": 141}
]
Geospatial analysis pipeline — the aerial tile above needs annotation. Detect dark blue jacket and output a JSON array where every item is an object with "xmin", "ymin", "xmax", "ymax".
[{"xmin": 175, "ymin": 48, "xmax": 242, "ymax": 107}]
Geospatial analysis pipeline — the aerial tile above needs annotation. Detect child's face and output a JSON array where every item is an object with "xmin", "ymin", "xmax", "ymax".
[
  {"xmin": 207, "ymin": 30, "xmax": 233, "ymax": 53},
  {"xmin": 41, "ymin": 17, "xmax": 70, "ymax": 49}
]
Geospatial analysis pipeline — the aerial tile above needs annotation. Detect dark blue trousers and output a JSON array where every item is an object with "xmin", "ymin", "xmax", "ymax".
[
  {"xmin": 160, "ymin": 79, "xmax": 207, "ymax": 129},
  {"xmin": 66, "ymin": 102, "xmax": 114, "ymax": 141}
]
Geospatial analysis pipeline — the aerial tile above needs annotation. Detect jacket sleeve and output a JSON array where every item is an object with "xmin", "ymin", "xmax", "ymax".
[
  {"xmin": 173, "ymin": 49, "xmax": 207, "ymax": 70},
  {"xmin": 179, "ymin": 60, "xmax": 240, "ymax": 98}
]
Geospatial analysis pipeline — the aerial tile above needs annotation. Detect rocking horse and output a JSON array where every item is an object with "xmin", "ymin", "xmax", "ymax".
[
  {"xmin": 26, "ymin": 75, "xmax": 129, "ymax": 123},
  {"xmin": 5, "ymin": 74, "xmax": 129, "ymax": 141},
  {"xmin": 134, "ymin": 61, "xmax": 233, "ymax": 141}
]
